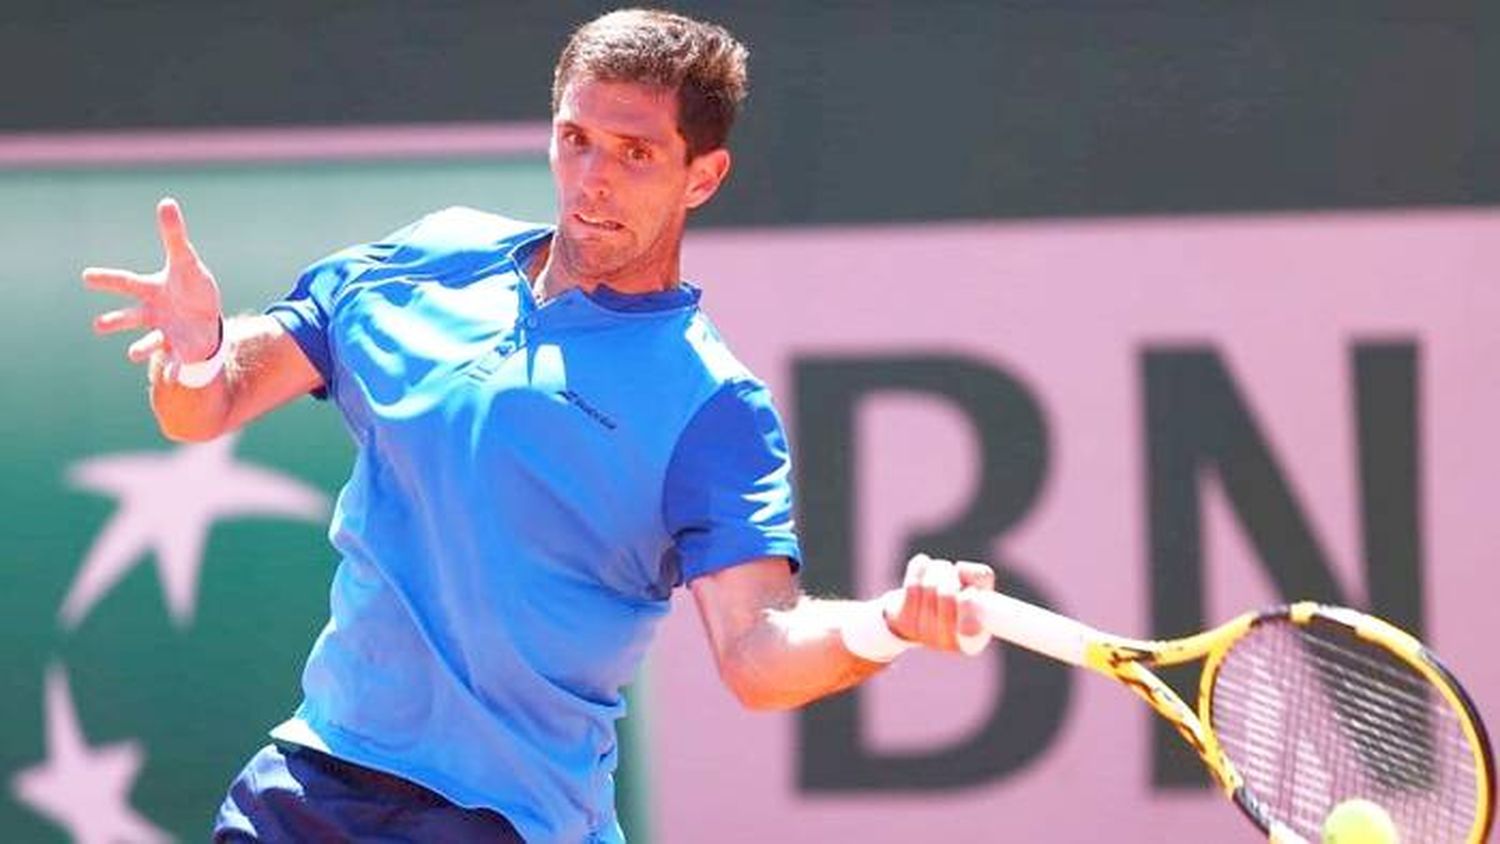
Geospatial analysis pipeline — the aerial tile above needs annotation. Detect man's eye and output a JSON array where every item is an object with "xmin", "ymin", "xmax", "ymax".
[
  {"xmin": 626, "ymin": 145, "xmax": 652, "ymax": 163},
  {"xmin": 562, "ymin": 130, "xmax": 585, "ymax": 147}
]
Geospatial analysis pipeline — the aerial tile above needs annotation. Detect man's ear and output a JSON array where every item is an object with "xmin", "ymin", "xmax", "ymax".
[{"xmin": 684, "ymin": 148, "xmax": 732, "ymax": 210}]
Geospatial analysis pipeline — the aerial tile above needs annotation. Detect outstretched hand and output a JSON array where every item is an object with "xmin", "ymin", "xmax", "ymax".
[
  {"xmin": 84, "ymin": 198, "xmax": 223, "ymax": 365},
  {"xmin": 884, "ymin": 552, "xmax": 995, "ymax": 653}
]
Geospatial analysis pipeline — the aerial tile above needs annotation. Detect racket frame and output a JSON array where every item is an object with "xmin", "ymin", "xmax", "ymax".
[{"xmin": 974, "ymin": 592, "xmax": 1496, "ymax": 843}]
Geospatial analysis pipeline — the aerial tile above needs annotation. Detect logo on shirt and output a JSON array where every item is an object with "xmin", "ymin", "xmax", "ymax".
[{"xmin": 558, "ymin": 389, "xmax": 618, "ymax": 430}]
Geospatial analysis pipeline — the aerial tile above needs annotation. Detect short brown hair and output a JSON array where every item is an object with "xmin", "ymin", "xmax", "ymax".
[{"xmin": 552, "ymin": 8, "xmax": 749, "ymax": 159}]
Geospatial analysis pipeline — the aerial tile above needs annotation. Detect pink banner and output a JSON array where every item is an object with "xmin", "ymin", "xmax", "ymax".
[
  {"xmin": 0, "ymin": 122, "xmax": 550, "ymax": 167},
  {"xmin": 650, "ymin": 209, "xmax": 1500, "ymax": 842}
]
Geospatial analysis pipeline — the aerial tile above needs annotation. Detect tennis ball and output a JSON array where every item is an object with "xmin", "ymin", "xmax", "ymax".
[{"xmin": 1322, "ymin": 798, "xmax": 1399, "ymax": 844}]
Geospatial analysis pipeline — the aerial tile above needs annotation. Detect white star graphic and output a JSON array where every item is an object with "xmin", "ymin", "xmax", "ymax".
[
  {"xmin": 61, "ymin": 433, "xmax": 330, "ymax": 628},
  {"xmin": 11, "ymin": 664, "xmax": 174, "ymax": 844}
]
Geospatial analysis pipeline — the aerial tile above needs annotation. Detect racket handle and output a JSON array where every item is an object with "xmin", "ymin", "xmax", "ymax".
[{"xmin": 972, "ymin": 590, "xmax": 1102, "ymax": 667}]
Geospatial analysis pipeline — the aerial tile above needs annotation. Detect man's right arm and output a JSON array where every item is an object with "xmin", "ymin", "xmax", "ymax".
[
  {"xmin": 147, "ymin": 315, "xmax": 322, "ymax": 442},
  {"xmin": 87, "ymin": 198, "xmax": 323, "ymax": 442}
]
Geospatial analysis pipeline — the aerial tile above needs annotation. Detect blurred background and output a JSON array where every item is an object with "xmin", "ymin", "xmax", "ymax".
[{"xmin": 1, "ymin": 2, "xmax": 1493, "ymax": 841}]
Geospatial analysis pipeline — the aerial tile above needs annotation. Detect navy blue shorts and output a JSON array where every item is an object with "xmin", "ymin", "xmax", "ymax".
[{"xmin": 213, "ymin": 743, "xmax": 524, "ymax": 843}]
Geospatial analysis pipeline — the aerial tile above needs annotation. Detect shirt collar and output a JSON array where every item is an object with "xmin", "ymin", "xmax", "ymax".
[{"xmin": 584, "ymin": 281, "xmax": 701, "ymax": 313}]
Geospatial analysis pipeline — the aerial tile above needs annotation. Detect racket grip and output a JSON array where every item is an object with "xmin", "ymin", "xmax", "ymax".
[{"xmin": 973, "ymin": 591, "xmax": 1100, "ymax": 667}]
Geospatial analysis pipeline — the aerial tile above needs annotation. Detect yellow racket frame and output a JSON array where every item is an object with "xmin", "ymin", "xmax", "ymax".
[{"xmin": 1076, "ymin": 601, "xmax": 1495, "ymax": 844}]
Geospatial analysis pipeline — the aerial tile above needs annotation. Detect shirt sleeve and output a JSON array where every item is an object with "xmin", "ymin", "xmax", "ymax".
[
  {"xmin": 263, "ymin": 219, "xmax": 419, "ymax": 399},
  {"xmin": 663, "ymin": 378, "xmax": 803, "ymax": 583}
]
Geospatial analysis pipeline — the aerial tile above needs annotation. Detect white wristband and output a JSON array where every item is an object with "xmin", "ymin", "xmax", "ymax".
[
  {"xmin": 173, "ymin": 320, "xmax": 228, "ymax": 389},
  {"xmin": 841, "ymin": 592, "xmax": 917, "ymax": 663}
]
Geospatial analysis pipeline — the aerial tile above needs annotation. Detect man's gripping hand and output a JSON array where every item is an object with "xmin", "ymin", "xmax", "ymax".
[
  {"xmin": 883, "ymin": 552, "xmax": 995, "ymax": 653},
  {"xmin": 84, "ymin": 197, "xmax": 224, "ymax": 368}
]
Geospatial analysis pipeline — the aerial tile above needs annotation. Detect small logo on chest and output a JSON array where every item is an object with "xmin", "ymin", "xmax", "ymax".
[{"xmin": 557, "ymin": 389, "xmax": 618, "ymax": 430}]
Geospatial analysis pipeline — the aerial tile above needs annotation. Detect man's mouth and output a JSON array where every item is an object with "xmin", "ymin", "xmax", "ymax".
[{"xmin": 574, "ymin": 212, "xmax": 623, "ymax": 231}]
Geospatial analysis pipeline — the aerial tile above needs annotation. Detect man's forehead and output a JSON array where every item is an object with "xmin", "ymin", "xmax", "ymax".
[{"xmin": 555, "ymin": 78, "xmax": 682, "ymax": 145}]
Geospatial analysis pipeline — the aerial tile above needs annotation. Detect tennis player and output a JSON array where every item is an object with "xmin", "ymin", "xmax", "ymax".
[{"xmin": 85, "ymin": 9, "xmax": 994, "ymax": 842}]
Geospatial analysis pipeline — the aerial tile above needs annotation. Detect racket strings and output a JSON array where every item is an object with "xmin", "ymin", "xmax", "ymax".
[
  {"xmin": 1299, "ymin": 637, "xmax": 1464, "ymax": 785},
  {"xmin": 1209, "ymin": 619, "xmax": 1480, "ymax": 842},
  {"xmin": 1222, "ymin": 629, "xmax": 1475, "ymax": 835}
]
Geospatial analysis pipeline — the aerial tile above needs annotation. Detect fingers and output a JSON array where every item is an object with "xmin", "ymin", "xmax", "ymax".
[
  {"xmin": 895, "ymin": 553, "xmax": 957, "ymax": 651},
  {"xmin": 956, "ymin": 591, "xmax": 990, "ymax": 654},
  {"xmin": 127, "ymin": 329, "xmax": 166, "ymax": 363},
  {"xmin": 82, "ymin": 267, "xmax": 159, "ymax": 300},
  {"xmin": 920, "ymin": 558, "xmax": 961, "ymax": 650},
  {"xmin": 894, "ymin": 552, "xmax": 929, "ymax": 633},
  {"xmin": 93, "ymin": 307, "xmax": 149, "ymax": 335},
  {"xmin": 956, "ymin": 560, "xmax": 996, "ymax": 592},
  {"xmin": 954, "ymin": 561, "xmax": 996, "ymax": 640},
  {"xmin": 901, "ymin": 552, "xmax": 927, "ymax": 589},
  {"xmin": 156, "ymin": 197, "xmax": 203, "ymax": 267},
  {"xmin": 957, "ymin": 589, "xmax": 985, "ymax": 639},
  {"xmin": 895, "ymin": 553, "xmax": 997, "ymax": 653}
]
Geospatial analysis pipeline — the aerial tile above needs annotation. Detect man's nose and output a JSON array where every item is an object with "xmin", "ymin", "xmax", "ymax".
[{"xmin": 576, "ymin": 148, "xmax": 614, "ymax": 196}]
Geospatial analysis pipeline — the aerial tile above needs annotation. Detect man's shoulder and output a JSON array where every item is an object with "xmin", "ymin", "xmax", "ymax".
[
  {"xmin": 399, "ymin": 206, "xmax": 550, "ymax": 257},
  {"xmin": 331, "ymin": 206, "xmax": 551, "ymax": 285},
  {"xmin": 677, "ymin": 308, "xmax": 761, "ymax": 393}
]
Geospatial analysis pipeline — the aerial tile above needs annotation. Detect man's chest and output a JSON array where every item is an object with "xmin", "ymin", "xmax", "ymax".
[{"xmin": 326, "ymin": 275, "xmax": 711, "ymax": 559}]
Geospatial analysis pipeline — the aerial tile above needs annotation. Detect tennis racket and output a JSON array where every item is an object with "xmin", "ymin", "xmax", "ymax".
[{"xmin": 972, "ymin": 592, "xmax": 1495, "ymax": 843}]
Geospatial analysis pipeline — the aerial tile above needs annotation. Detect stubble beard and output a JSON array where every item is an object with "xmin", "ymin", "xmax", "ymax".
[
  {"xmin": 556, "ymin": 228, "xmax": 633, "ymax": 284},
  {"xmin": 557, "ymin": 223, "xmax": 678, "ymax": 290}
]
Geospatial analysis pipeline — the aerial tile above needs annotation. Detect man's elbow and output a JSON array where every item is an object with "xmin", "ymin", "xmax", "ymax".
[
  {"xmin": 720, "ymin": 660, "xmax": 803, "ymax": 712},
  {"xmin": 156, "ymin": 415, "xmax": 227, "ymax": 443},
  {"xmin": 727, "ymin": 680, "xmax": 795, "ymax": 712},
  {"xmin": 729, "ymin": 683, "xmax": 788, "ymax": 712}
]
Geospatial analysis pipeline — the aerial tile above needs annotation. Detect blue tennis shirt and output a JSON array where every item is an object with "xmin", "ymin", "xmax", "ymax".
[{"xmin": 263, "ymin": 207, "xmax": 801, "ymax": 842}]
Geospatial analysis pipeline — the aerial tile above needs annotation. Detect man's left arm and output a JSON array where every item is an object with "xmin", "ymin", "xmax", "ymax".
[{"xmin": 688, "ymin": 554, "xmax": 994, "ymax": 711}]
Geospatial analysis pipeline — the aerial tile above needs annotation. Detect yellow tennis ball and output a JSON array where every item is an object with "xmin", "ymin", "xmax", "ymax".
[{"xmin": 1322, "ymin": 798, "xmax": 1399, "ymax": 844}]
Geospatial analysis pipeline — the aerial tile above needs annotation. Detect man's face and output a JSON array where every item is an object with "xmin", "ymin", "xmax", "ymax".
[{"xmin": 549, "ymin": 77, "xmax": 726, "ymax": 288}]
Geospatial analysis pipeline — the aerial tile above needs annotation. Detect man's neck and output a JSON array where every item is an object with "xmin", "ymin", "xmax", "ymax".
[{"xmin": 527, "ymin": 235, "xmax": 680, "ymax": 303}]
